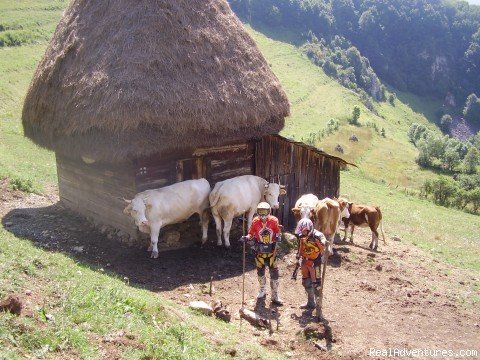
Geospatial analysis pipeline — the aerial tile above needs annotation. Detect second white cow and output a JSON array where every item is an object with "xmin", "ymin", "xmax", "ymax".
[
  {"xmin": 209, "ymin": 175, "xmax": 286, "ymax": 247},
  {"xmin": 123, "ymin": 178, "xmax": 211, "ymax": 258}
]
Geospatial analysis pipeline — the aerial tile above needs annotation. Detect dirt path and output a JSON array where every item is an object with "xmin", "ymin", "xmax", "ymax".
[{"xmin": 1, "ymin": 182, "xmax": 479, "ymax": 359}]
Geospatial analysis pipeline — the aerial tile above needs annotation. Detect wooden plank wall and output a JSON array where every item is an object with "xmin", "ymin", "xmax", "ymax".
[
  {"xmin": 56, "ymin": 154, "xmax": 138, "ymax": 239},
  {"xmin": 134, "ymin": 142, "xmax": 255, "ymax": 191},
  {"xmin": 255, "ymin": 135, "xmax": 343, "ymax": 231}
]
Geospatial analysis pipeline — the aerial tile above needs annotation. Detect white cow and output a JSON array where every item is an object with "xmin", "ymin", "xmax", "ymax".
[
  {"xmin": 123, "ymin": 179, "xmax": 211, "ymax": 258},
  {"xmin": 291, "ymin": 193, "xmax": 319, "ymax": 222},
  {"xmin": 209, "ymin": 175, "xmax": 286, "ymax": 247}
]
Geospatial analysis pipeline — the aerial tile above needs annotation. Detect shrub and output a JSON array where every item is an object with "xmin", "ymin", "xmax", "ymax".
[
  {"xmin": 463, "ymin": 94, "xmax": 480, "ymax": 123},
  {"xmin": 349, "ymin": 106, "xmax": 360, "ymax": 125},
  {"xmin": 440, "ymin": 114, "xmax": 452, "ymax": 132},
  {"xmin": 9, "ymin": 177, "xmax": 35, "ymax": 193},
  {"xmin": 388, "ymin": 93, "xmax": 396, "ymax": 106},
  {"xmin": 463, "ymin": 147, "xmax": 479, "ymax": 174}
]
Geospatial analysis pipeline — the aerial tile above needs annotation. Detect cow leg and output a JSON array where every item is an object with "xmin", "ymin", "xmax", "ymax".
[
  {"xmin": 327, "ymin": 235, "xmax": 334, "ymax": 255},
  {"xmin": 212, "ymin": 212, "xmax": 223, "ymax": 246},
  {"xmin": 247, "ymin": 208, "xmax": 255, "ymax": 230},
  {"xmin": 342, "ymin": 222, "xmax": 348, "ymax": 242},
  {"xmin": 199, "ymin": 209, "xmax": 209, "ymax": 245},
  {"xmin": 371, "ymin": 229, "xmax": 379, "ymax": 251},
  {"xmin": 349, "ymin": 225, "xmax": 355, "ymax": 243},
  {"xmin": 149, "ymin": 223, "xmax": 161, "ymax": 259},
  {"xmin": 223, "ymin": 217, "xmax": 233, "ymax": 248}
]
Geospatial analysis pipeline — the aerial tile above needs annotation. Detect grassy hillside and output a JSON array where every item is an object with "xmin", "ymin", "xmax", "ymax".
[
  {"xmin": 247, "ymin": 25, "xmax": 443, "ymax": 189},
  {"xmin": 246, "ymin": 26, "xmax": 479, "ymax": 272},
  {"xmin": 0, "ymin": 2, "xmax": 60, "ymax": 192},
  {"xmin": 0, "ymin": 1, "xmax": 479, "ymax": 358}
]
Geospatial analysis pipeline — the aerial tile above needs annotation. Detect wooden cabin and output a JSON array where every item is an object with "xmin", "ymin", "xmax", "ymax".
[
  {"xmin": 21, "ymin": 0, "xmax": 349, "ymax": 250},
  {"xmin": 56, "ymin": 134, "xmax": 349, "ymax": 250}
]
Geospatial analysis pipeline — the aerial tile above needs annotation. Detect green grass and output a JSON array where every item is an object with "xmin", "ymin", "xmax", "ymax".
[
  {"xmin": 247, "ymin": 25, "xmax": 445, "ymax": 189},
  {"xmin": 0, "ymin": 229, "xmax": 284, "ymax": 359},
  {"xmin": 340, "ymin": 169, "xmax": 480, "ymax": 272},
  {"xmin": 0, "ymin": 2, "xmax": 479, "ymax": 357},
  {"xmin": 247, "ymin": 26, "xmax": 480, "ymax": 272},
  {"xmin": 0, "ymin": 41, "xmax": 57, "ymax": 193}
]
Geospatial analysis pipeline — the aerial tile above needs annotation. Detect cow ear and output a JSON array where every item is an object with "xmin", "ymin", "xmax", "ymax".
[
  {"xmin": 264, "ymin": 184, "xmax": 269, "ymax": 189},
  {"xmin": 291, "ymin": 207, "xmax": 300, "ymax": 214},
  {"xmin": 123, "ymin": 204, "xmax": 132, "ymax": 214},
  {"xmin": 280, "ymin": 188, "xmax": 287, "ymax": 196}
]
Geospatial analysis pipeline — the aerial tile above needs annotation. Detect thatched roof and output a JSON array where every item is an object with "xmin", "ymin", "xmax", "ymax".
[{"xmin": 22, "ymin": 0, "xmax": 289, "ymax": 162}]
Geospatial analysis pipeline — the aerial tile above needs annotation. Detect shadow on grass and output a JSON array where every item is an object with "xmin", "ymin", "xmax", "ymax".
[{"xmin": 2, "ymin": 202, "xmax": 258, "ymax": 293}]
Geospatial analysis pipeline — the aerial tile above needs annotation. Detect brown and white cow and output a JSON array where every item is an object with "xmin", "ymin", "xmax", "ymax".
[
  {"xmin": 335, "ymin": 197, "xmax": 386, "ymax": 251},
  {"xmin": 291, "ymin": 193, "xmax": 319, "ymax": 222},
  {"xmin": 312, "ymin": 197, "xmax": 349, "ymax": 254}
]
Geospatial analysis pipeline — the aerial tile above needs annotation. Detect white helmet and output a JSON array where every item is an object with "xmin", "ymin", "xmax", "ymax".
[
  {"xmin": 295, "ymin": 218, "xmax": 314, "ymax": 236},
  {"xmin": 256, "ymin": 202, "xmax": 271, "ymax": 217}
]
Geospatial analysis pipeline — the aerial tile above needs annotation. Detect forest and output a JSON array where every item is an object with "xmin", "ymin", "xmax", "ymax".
[{"xmin": 229, "ymin": 0, "xmax": 480, "ymax": 120}]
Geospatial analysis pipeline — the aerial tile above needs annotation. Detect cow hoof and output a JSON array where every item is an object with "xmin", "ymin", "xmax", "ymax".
[
  {"xmin": 216, "ymin": 243, "xmax": 223, "ymax": 247},
  {"xmin": 151, "ymin": 251, "xmax": 159, "ymax": 259}
]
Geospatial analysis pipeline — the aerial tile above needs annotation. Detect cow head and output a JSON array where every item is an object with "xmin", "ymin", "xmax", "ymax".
[
  {"xmin": 123, "ymin": 195, "xmax": 150, "ymax": 227},
  {"xmin": 292, "ymin": 206, "xmax": 315, "ymax": 222},
  {"xmin": 334, "ymin": 197, "xmax": 351, "ymax": 219},
  {"xmin": 263, "ymin": 183, "xmax": 286, "ymax": 209}
]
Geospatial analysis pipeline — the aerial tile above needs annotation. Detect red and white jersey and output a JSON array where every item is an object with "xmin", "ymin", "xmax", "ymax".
[{"xmin": 248, "ymin": 216, "xmax": 281, "ymax": 245}]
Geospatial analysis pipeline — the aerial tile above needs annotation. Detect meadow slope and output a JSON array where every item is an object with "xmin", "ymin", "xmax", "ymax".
[{"xmin": 0, "ymin": 2, "xmax": 479, "ymax": 359}]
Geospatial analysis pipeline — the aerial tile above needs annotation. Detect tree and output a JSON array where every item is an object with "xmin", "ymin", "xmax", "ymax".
[
  {"xmin": 440, "ymin": 114, "xmax": 452, "ymax": 132},
  {"xmin": 463, "ymin": 94, "xmax": 480, "ymax": 123},
  {"xmin": 388, "ymin": 93, "xmax": 396, "ymax": 106},
  {"xmin": 442, "ymin": 146, "xmax": 461, "ymax": 171},
  {"xmin": 463, "ymin": 147, "xmax": 480, "ymax": 174},
  {"xmin": 467, "ymin": 188, "xmax": 480, "ymax": 213},
  {"xmin": 416, "ymin": 139, "xmax": 432, "ymax": 167},
  {"xmin": 350, "ymin": 106, "xmax": 360, "ymax": 125},
  {"xmin": 430, "ymin": 177, "xmax": 458, "ymax": 206}
]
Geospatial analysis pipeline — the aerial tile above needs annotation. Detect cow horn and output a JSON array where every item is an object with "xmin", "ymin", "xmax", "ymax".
[
  {"xmin": 279, "ymin": 185, "xmax": 286, "ymax": 190},
  {"xmin": 122, "ymin": 197, "xmax": 132, "ymax": 204}
]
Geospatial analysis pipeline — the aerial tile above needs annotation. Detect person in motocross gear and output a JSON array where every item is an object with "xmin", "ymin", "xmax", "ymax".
[
  {"xmin": 241, "ymin": 202, "xmax": 283, "ymax": 306},
  {"xmin": 294, "ymin": 218, "xmax": 327, "ymax": 309}
]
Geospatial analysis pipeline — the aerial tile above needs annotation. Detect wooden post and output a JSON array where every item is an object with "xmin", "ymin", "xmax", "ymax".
[
  {"xmin": 240, "ymin": 212, "xmax": 246, "ymax": 332},
  {"xmin": 316, "ymin": 240, "xmax": 331, "ymax": 320}
]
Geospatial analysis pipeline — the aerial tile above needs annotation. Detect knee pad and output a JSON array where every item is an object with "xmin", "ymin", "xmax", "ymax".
[
  {"xmin": 302, "ymin": 278, "xmax": 312, "ymax": 288},
  {"xmin": 270, "ymin": 267, "xmax": 279, "ymax": 280},
  {"xmin": 257, "ymin": 267, "xmax": 266, "ymax": 277}
]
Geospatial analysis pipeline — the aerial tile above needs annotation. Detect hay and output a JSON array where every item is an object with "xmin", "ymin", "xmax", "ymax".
[{"xmin": 22, "ymin": 0, "xmax": 289, "ymax": 162}]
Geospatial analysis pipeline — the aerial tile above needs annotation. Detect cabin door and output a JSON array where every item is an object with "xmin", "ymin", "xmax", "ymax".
[{"xmin": 265, "ymin": 172, "xmax": 297, "ymax": 231}]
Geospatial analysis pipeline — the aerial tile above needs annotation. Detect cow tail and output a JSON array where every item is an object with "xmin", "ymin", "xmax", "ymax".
[
  {"xmin": 209, "ymin": 185, "xmax": 222, "ymax": 208},
  {"xmin": 376, "ymin": 207, "xmax": 386, "ymax": 244}
]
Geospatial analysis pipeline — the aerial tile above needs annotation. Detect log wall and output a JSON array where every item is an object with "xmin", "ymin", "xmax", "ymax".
[
  {"xmin": 56, "ymin": 154, "xmax": 138, "ymax": 240},
  {"xmin": 255, "ymin": 135, "xmax": 344, "ymax": 230},
  {"xmin": 56, "ymin": 135, "xmax": 347, "ymax": 249}
]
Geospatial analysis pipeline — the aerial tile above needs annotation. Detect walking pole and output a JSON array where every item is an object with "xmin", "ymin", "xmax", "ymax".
[
  {"xmin": 316, "ymin": 240, "xmax": 331, "ymax": 321},
  {"xmin": 240, "ymin": 212, "xmax": 246, "ymax": 332}
]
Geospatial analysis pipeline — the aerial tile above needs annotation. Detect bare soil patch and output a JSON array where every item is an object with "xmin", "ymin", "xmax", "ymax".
[{"xmin": 1, "ymin": 182, "xmax": 479, "ymax": 359}]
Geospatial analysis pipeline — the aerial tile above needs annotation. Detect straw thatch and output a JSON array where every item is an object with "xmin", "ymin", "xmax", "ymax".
[{"xmin": 22, "ymin": 0, "xmax": 289, "ymax": 162}]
